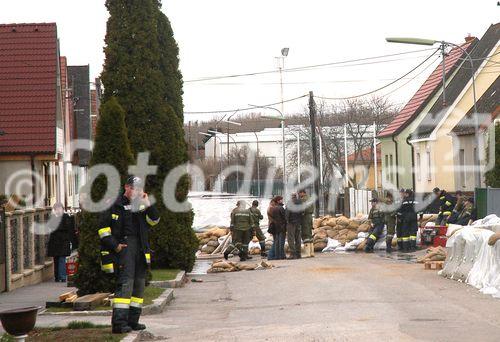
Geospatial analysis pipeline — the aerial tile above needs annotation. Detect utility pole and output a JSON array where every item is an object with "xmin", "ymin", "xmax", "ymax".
[
  {"xmin": 309, "ymin": 91, "xmax": 320, "ymax": 217},
  {"xmin": 188, "ymin": 121, "xmax": 192, "ymax": 159}
]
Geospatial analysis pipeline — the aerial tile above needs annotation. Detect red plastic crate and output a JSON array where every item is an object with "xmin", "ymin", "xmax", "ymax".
[
  {"xmin": 435, "ymin": 226, "xmax": 448, "ymax": 236},
  {"xmin": 433, "ymin": 235, "xmax": 448, "ymax": 248}
]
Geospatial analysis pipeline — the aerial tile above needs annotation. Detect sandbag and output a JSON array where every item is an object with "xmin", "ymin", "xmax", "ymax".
[
  {"xmin": 201, "ymin": 245, "xmax": 216, "ymax": 254},
  {"xmin": 347, "ymin": 221, "xmax": 360, "ymax": 230},
  {"xmin": 206, "ymin": 240, "xmax": 219, "ymax": 247},
  {"xmin": 357, "ymin": 223, "xmax": 371, "ymax": 233},
  {"xmin": 488, "ymin": 232, "xmax": 500, "ymax": 246},
  {"xmin": 337, "ymin": 216, "xmax": 350, "ymax": 226},
  {"xmin": 327, "ymin": 230, "xmax": 339, "ymax": 239},
  {"xmin": 313, "ymin": 218, "xmax": 323, "ymax": 229},
  {"xmin": 347, "ymin": 231, "xmax": 358, "ymax": 241},
  {"xmin": 324, "ymin": 217, "xmax": 337, "ymax": 227},
  {"xmin": 314, "ymin": 241, "xmax": 327, "ymax": 251}
]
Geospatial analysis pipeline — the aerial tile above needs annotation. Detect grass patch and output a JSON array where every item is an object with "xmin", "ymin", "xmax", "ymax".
[
  {"xmin": 1, "ymin": 321, "xmax": 124, "ymax": 342},
  {"xmin": 150, "ymin": 268, "xmax": 180, "ymax": 281},
  {"xmin": 45, "ymin": 286, "xmax": 165, "ymax": 313},
  {"xmin": 143, "ymin": 286, "xmax": 165, "ymax": 305}
]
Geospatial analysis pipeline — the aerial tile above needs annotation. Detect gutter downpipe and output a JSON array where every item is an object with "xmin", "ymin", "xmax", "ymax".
[
  {"xmin": 391, "ymin": 135, "xmax": 400, "ymax": 189},
  {"xmin": 406, "ymin": 135, "xmax": 416, "ymax": 191}
]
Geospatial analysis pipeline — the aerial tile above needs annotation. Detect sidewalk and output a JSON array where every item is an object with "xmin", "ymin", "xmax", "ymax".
[{"xmin": 0, "ymin": 280, "xmax": 74, "ymax": 312}]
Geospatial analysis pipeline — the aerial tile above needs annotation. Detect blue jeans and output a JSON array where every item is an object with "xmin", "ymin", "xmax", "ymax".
[
  {"xmin": 54, "ymin": 256, "xmax": 67, "ymax": 281},
  {"xmin": 269, "ymin": 233, "xmax": 286, "ymax": 260}
]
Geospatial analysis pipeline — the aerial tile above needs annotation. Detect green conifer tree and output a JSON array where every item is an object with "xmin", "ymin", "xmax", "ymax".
[
  {"xmin": 74, "ymin": 97, "xmax": 134, "ymax": 295},
  {"xmin": 101, "ymin": 0, "xmax": 197, "ymax": 271}
]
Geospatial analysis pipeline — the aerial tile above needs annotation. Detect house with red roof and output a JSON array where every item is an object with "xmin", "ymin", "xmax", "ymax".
[
  {"xmin": 409, "ymin": 23, "xmax": 499, "ymax": 193},
  {"xmin": 0, "ymin": 23, "xmax": 75, "ymax": 208},
  {"xmin": 377, "ymin": 36, "xmax": 477, "ymax": 191}
]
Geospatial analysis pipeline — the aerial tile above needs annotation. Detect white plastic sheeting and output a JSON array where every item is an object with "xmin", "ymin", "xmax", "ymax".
[{"xmin": 440, "ymin": 221, "xmax": 500, "ymax": 298}]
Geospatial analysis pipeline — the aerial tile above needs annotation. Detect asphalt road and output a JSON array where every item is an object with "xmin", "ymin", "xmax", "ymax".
[{"xmin": 143, "ymin": 252, "xmax": 500, "ymax": 342}]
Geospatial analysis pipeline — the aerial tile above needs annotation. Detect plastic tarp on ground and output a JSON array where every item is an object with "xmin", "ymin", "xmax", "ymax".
[{"xmin": 440, "ymin": 216, "xmax": 500, "ymax": 298}]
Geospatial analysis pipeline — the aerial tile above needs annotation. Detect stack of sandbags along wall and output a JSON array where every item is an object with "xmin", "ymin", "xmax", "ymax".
[
  {"xmin": 312, "ymin": 215, "xmax": 371, "ymax": 251},
  {"xmin": 196, "ymin": 227, "xmax": 229, "ymax": 254},
  {"xmin": 440, "ymin": 215, "xmax": 500, "ymax": 298}
]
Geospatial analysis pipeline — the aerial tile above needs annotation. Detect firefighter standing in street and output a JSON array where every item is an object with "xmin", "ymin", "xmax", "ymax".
[
  {"xmin": 249, "ymin": 200, "xmax": 267, "ymax": 257},
  {"xmin": 433, "ymin": 187, "xmax": 455, "ymax": 226},
  {"xmin": 395, "ymin": 189, "xmax": 405, "ymax": 250},
  {"xmin": 98, "ymin": 176, "xmax": 160, "ymax": 334},
  {"xmin": 299, "ymin": 189, "xmax": 314, "ymax": 258},
  {"xmin": 397, "ymin": 189, "xmax": 418, "ymax": 252},
  {"xmin": 365, "ymin": 198, "xmax": 385, "ymax": 253},
  {"xmin": 224, "ymin": 201, "xmax": 256, "ymax": 261},
  {"xmin": 383, "ymin": 192, "xmax": 397, "ymax": 253}
]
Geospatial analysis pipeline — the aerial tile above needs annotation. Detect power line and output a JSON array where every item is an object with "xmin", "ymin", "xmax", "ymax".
[
  {"xmin": 314, "ymin": 49, "xmax": 440, "ymax": 101},
  {"xmin": 184, "ymin": 94, "xmax": 309, "ymax": 115},
  {"xmin": 184, "ymin": 48, "xmax": 437, "ymax": 83}
]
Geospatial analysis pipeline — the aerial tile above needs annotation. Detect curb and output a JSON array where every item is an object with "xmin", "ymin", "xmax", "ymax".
[
  {"xmin": 149, "ymin": 270, "xmax": 186, "ymax": 289},
  {"xmin": 39, "ymin": 288, "xmax": 174, "ymax": 317},
  {"xmin": 122, "ymin": 331, "xmax": 140, "ymax": 342}
]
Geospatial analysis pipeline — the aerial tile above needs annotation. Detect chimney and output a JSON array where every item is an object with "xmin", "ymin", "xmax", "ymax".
[{"xmin": 464, "ymin": 34, "xmax": 476, "ymax": 42}]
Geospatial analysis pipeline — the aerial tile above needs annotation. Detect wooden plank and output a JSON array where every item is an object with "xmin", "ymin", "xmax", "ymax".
[{"xmin": 73, "ymin": 293, "xmax": 110, "ymax": 311}]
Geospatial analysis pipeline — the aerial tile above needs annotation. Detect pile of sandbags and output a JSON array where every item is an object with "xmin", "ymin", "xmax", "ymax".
[
  {"xmin": 207, "ymin": 259, "xmax": 274, "ymax": 273},
  {"xmin": 417, "ymin": 246, "xmax": 447, "ymax": 263},
  {"xmin": 196, "ymin": 227, "xmax": 229, "ymax": 254},
  {"xmin": 312, "ymin": 214, "xmax": 370, "ymax": 251}
]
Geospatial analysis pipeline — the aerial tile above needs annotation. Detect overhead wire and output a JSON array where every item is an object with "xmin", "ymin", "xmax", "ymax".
[
  {"xmin": 314, "ymin": 48, "xmax": 440, "ymax": 101},
  {"xmin": 184, "ymin": 94, "xmax": 309, "ymax": 115},
  {"xmin": 184, "ymin": 47, "xmax": 437, "ymax": 83}
]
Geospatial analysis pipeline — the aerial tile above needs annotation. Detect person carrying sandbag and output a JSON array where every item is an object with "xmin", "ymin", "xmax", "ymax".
[
  {"xmin": 224, "ymin": 201, "xmax": 256, "ymax": 261},
  {"xmin": 365, "ymin": 198, "xmax": 385, "ymax": 253}
]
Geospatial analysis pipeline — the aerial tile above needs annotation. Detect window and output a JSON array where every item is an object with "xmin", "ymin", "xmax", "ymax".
[
  {"xmin": 427, "ymin": 151, "xmax": 432, "ymax": 181},
  {"xmin": 459, "ymin": 149, "xmax": 466, "ymax": 188},
  {"xmin": 416, "ymin": 153, "xmax": 421, "ymax": 181}
]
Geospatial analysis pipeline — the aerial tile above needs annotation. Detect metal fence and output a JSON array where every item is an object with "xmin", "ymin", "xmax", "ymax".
[{"xmin": 3, "ymin": 208, "xmax": 53, "ymax": 291}]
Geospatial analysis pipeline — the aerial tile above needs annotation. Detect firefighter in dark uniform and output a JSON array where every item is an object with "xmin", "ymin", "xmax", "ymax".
[
  {"xmin": 299, "ymin": 189, "xmax": 314, "ymax": 258},
  {"xmin": 383, "ymin": 192, "xmax": 397, "ymax": 253},
  {"xmin": 98, "ymin": 176, "xmax": 160, "ymax": 334},
  {"xmin": 395, "ymin": 188, "xmax": 405, "ymax": 250},
  {"xmin": 397, "ymin": 189, "xmax": 418, "ymax": 252},
  {"xmin": 365, "ymin": 198, "xmax": 385, "ymax": 253},
  {"xmin": 249, "ymin": 200, "xmax": 267, "ymax": 257},
  {"xmin": 224, "ymin": 201, "xmax": 256, "ymax": 261},
  {"xmin": 433, "ymin": 187, "xmax": 455, "ymax": 226}
]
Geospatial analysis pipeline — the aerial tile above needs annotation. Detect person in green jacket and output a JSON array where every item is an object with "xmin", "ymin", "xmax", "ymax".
[
  {"xmin": 383, "ymin": 192, "xmax": 397, "ymax": 253},
  {"xmin": 224, "ymin": 201, "xmax": 256, "ymax": 261},
  {"xmin": 299, "ymin": 189, "xmax": 314, "ymax": 257},
  {"xmin": 249, "ymin": 200, "xmax": 267, "ymax": 257}
]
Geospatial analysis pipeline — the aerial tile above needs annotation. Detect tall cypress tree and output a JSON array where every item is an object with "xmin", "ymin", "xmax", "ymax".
[
  {"xmin": 75, "ymin": 97, "xmax": 134, "ymax": 295},
  {"xmin": 101, "ymin": 0, "xmax": 197, "ymax": 271},
  {"xmin": 157, "ymin": 9, "xmax": 184, "ymax": 121}
]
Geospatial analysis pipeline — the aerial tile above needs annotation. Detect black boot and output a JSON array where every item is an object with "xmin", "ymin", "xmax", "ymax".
[
  {"xmin": 112, "ymin": 308, "xmax": 132, "ymax": 334},
  {"xmin": 386, "ymin": 237, "xmax": 393, "ymax": 253},
  {"xmin": 223, "ymin": 251, "xmax": 230, "ymax": 260},
  {"xmin": 128, "ymin": 306, "xmax": 146, "ymax": 331},
  {"xmin": 260, "ymin": 242, "xmax": 267, "ymax": 258},
  {"xmin": 365, "ymin": 239, "xmax": 375, "ymax": 253}
]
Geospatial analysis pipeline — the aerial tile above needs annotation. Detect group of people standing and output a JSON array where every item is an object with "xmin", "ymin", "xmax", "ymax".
[
  {"xmin": 225, "ymin": 189, "xmax": 314, "ymax": 261},
  {"xmin": 364, "ymin": 187, "xmax": 477, "ymax": 254}
]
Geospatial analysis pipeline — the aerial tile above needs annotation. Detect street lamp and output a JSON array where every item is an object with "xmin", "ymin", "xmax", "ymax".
[
  {"xmin": 276, "ymin": 47, "xmax": 290, "ymax": 116},
  {"xmin": 289, "ymin": 131, "xmax": 301, "ymax": 183},
  {"xmin": 249, "ymin": 104, "xmax": 287, "ymax": 199}
]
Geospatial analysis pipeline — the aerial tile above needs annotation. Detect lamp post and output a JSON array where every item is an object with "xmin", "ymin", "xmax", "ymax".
[
  {"xmin": 289, "ymin": 131, "xmax": 301, "ymax": 183},
  {"xmin": 276, "ymin": 48, "xmax": 289, "ymax": 116},
  {"xmin": 249, "ymin": 104, "xmax": 287, "ymax": 199},
  {"xmin": 252, "ymin": 131, "xmax": 261, "ymax": 197}
]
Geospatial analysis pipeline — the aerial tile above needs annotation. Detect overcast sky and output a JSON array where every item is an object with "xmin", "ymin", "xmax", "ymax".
[{"xmin": 1, "ymin": 0, "xmax": 498, "ymax": 123}]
